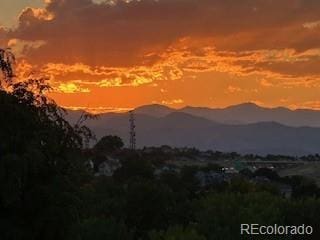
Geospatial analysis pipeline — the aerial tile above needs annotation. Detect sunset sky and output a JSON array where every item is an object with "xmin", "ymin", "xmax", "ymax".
[{"xmin": 1, "ymin": 0, "xmax": 320, "ymax": 112}]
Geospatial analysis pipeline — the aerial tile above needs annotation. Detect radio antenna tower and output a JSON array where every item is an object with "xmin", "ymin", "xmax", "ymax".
[{"xmin": 129, "ymin": 110, "xmax": 136, "ymax": 150}]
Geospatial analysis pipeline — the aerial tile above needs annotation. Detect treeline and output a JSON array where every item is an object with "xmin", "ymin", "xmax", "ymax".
[{"xmin": 140, "ymin": 146, "xmax": 320, "ymax": 162}]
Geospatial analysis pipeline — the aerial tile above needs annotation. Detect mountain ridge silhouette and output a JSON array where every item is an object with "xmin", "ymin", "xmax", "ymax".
[{"xmin": 66, "ymin": 104, "xmax": 320, "ymax": 155}]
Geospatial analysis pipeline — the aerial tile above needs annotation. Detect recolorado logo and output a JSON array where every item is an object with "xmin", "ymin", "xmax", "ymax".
[{"xmin": 241, "ymin": 224, "xmax": 313, "ymax": 236}]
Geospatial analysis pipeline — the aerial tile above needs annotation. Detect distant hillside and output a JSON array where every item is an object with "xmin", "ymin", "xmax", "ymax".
[
  {"xmin": 67, "ymin": 103, "xmax": 320, "ymax": 127},
  {"xmin": 66, "ymin": 109, "xmax": 320, "ymax": 156},
  {"xmin": 179, "ymin": 103, "xmax": 320, "ymax": 127},
  {"xmin": 135, "ymin": 104, "xmax": 174, "ymax": 117}
]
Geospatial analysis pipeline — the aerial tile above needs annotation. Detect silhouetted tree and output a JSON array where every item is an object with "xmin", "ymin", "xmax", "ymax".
[
  {"xmin": 113, "ymin": 155, "xmax": 154, "ymax": 183},
  {"xmin": 94, "ymin": 135, "xmax": 124, "ymax": 155},
  {"xmin": 0, "ymin": 52, "xmax": 93, "ymax": 239},
  {"xmin": 0, "ymin": 48, "xmax": 15, "ymax": 87}
]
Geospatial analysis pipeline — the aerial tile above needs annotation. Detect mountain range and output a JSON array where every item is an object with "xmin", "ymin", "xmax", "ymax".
[
  {"xmin": 134, "ymin": 103, "xmax": 320, "ymax": 127},
  {"xmin": 66, "ymin": 103, "xmax": 320, "ymax": 156}
]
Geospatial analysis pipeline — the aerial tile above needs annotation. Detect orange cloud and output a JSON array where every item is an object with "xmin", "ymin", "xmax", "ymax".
[
  {"xmin": 57, "ymin": 82, "xmax": 90, "ymax": 93},
  {"xmin": 303, "ymin": 20, "xmax": 320, "ymax": 30},
  {"xmin": 289, "ymin": 101, "xmax": 320, "ymax": 110},
  {"xmin": 227, "ymin": 86, "xmax": 242, "ymax": 93},
  {"xmin": 61, "ymin": 105, "xmax": 132, "ymax": 114},
  {"xmin": 152, "ymin": 99, "xmax": 184, "ymax": 106}
]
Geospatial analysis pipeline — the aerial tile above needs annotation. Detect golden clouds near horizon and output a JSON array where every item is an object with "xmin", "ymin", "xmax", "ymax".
[{"xmin": 11, "ymin": 42, "xmax": 320, "ymax": 112}]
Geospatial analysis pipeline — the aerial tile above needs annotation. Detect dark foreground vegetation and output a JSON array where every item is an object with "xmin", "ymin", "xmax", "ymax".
[{"xmin": 1, "ymin": 51, "xmax": 320, "ymax": 240}]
